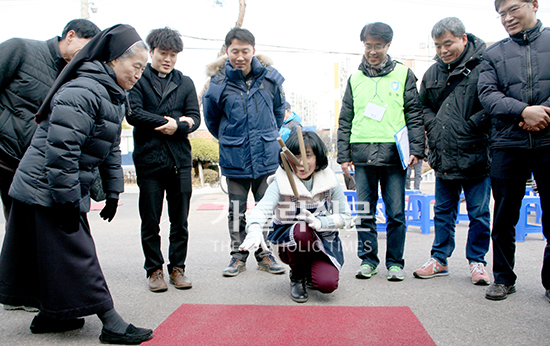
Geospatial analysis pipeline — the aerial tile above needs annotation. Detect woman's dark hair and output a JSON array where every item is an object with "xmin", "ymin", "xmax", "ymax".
[{"xmin": 280, "ymin": 131, "xmax": 328, "ymax": 172}]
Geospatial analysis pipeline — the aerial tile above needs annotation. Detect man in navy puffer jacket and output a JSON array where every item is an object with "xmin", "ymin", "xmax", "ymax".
[{"xmin": 203, "ymin": 27, "xmax": 286, "ymax": 277}]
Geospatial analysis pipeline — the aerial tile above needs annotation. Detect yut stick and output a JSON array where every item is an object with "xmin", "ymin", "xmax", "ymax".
[
  {"xmin": 295, "ymin": 126, "xmax": 308, "ymax": 173},
  {"xmin": 277, "ymin": 138, "xmax": 301, "ymax": 167},
  {"xmin": 280, "ymin": 152, "xmax": 300, "ymax": 200}
]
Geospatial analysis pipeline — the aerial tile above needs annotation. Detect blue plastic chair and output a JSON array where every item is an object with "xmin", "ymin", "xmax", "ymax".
[
  {"xmin": 343, "ymin": 190, "xmax": 387, "ymax": 232},
  {"xmin": 406, "ymin": 193, "xmax": 435, "ymax": 235},
  {"xmin": 516, "ymin": 195, "xmax": 544, "ymax": 242}
]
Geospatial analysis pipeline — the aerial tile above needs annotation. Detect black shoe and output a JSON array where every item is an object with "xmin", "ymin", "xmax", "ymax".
[
  {"xmin": 290, "ymin": 279, "xmax": 308, "ymax": 303},
  {"xmin": 30, "ymin": 314, "xmax": 85, "ymax": 334},
  {"xmin": 485, "ymin": 283, "xmax": 516, "ymax": 300},
  {"xmin": 546, "ymin": 289, "xmax": 550, "ymax": 303},
  {"xmin": 99, "ymin": 324, "xmax": 153, "ymax": 344}
]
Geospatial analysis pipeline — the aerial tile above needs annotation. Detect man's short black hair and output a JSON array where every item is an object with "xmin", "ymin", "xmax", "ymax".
[
  {"xmin": 360, "ymin": 22, "xmax": 393, "ymax": 43},
  {"xmin": 146, "ymin": 27, "xmax": 184, "ymax": 53},
  {"xmin": 280, "ymin": 131, "xmax": 329, "ymax": 172},
  {"xmin": 61, "ymin": 19, "xmax": 100, "ymax": 40},
  {"xmin": 224, "ymin": 27, "xmax": 255, "ymax": 48}
]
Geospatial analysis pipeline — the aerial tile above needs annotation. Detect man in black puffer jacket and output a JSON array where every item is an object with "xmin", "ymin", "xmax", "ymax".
[
  {"xmin": 478, "ymin": 0, "xmax": 550, "ymax": 301},
  {"xmin": 128, "ymin": 27, "xmax": 200, "ymax": 293},
  {"xmin": 0, "ymin": 19, "xmax": 100, "ymax": 220},
  {"xmin": 413, "ymin": 17, "xmax": 492, "ymax": 286}
]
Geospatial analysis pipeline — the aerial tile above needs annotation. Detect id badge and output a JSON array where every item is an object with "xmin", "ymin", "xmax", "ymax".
[{"xmin": 363, "ymin": 102, "xmax": 386, "ymax": 122}]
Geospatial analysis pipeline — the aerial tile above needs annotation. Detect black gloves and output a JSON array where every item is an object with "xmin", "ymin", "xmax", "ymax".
[{"xmin": 100, "ymin": 198, "xmax": 118, "ymax": 222}]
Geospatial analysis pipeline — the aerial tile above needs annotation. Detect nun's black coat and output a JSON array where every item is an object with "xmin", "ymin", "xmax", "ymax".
[{"xmin": 0, "ymin": 24, "xmax": 141, "ymax": 319}]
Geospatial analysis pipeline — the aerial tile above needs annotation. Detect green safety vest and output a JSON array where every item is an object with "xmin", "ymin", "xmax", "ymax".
[{"xmin": 349, "ymin": 63, "xmax": 408, "ymax": 143}]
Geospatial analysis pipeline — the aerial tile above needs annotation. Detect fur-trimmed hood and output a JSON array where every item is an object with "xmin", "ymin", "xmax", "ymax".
[{"xmin": 205, "ymin": 54, "xmax": 274, "ymax": 78}]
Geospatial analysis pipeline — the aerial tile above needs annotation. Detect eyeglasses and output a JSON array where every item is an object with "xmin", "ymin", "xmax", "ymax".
[
  {"xmin": 363, "ymin": 43, "xmax": 388, "ymax": 52},
  {"xmin": 497, "ymin": 2, "xmax": 528, "ymax": 20}
]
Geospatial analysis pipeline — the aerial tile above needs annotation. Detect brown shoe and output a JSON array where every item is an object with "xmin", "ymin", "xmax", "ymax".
[
  {"xmin": 148, "ymin": 269, "xmax": 168, "ymax": 292},
  {"xmin": 170, "ymin": 267, "xmax": 192, "ymax": 289},
  {"xmin": 485, "ymin": 283, "xmax": 516, "ymax": 300}
]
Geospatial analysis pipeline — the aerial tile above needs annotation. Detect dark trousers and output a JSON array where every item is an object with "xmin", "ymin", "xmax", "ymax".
[
  {"xmin": 490, "ymin": 148, "xmax": 550, "ymax": 289},
  {"xmin": 0, "ymin": 167, "xmax": 14, "ymax": 221},
  {"xmin": 278, "ymin": 223, "xmax": 339, "ymax": 293},
  {"xmin": 227, "ymin": 175, "xmax": 271, "ymax": 262},
  {"xmin": 138, "ymin": 167, "xmax": 192, "ymax": 277}
]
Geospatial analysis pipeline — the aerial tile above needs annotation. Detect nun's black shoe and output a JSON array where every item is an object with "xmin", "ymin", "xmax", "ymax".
[
  {"xmin": 99, "ymin": 324, "xmax": 153, "ymax": 344},
  {"xmin": 30, "ymin": 314, "xmax": 85, "ymax": 334}
]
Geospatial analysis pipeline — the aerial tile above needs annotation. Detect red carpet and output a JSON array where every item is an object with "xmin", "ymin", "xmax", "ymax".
[{"xmin": 142, "ymin": 304, "xmax": 435, "ymax": 346}]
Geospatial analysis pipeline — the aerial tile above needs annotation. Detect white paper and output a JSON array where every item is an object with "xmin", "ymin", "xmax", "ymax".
[
  {"xmin": 394, "ymin": 126, "xmax": 410, "ymax": 170},
  {"xmin": 363, "ymin": 102, "xmax": 386, "ymax": 122}
]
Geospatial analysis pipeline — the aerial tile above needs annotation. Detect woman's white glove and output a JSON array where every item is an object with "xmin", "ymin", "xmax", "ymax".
[
  {"xmin": 239, "ymin": 224, "xmax": 269, "ymax": 252},
  {"xmin": 296, "ymin": 209, "xmax": 322, "ymax": 230}
]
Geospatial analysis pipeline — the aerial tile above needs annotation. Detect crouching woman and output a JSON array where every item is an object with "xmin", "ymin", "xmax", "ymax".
[{"xmin": 240, "ymin": 131, "xmax": 352, "ymax": 303}]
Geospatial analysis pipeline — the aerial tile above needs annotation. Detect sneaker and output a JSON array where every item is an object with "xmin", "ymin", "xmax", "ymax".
[
  {"xmin": 413, "ymin": 258, "xmax": 449, "ymax": 279},
  {"xmin": 470, "ymin": 262, "xmax": 490, "ymax": 285},
  {"xmin": 148, "ymin": 269, "xmax": 168, "ymax": 292},
  {"xmin": 485, "ymin": 283, "xmax": 516, "ymax": 301},
  {"xmin": 257, "ymin": 254, "xmax": 285, "ymax": 274},
  {"xmin": 387, "ymin": 266, "xmax": 405, "ymax": 281},
  {"xmin": 356, "ymin": 263, "xmax": 377, "ymax": 279},
  {"xmin": 169, "ymin": 267, "xmax": 192, "ymax": 289},
  {"xmin": 4, "ymin": 305, "xmax": 39, "ymax": 312},
  {"xmin": 223, "ymin": 258, "xmax": 246, "ymax": 277}
]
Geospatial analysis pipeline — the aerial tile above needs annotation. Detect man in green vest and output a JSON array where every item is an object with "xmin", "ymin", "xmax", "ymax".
[{"xmin": 337, "ymin": 22, "xmax": 424, "ymax": 281}]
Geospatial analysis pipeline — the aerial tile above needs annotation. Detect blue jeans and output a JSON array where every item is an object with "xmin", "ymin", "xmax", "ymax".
[
  {"xmin": 431, "ymin": 177, "xmax": 491, "ymax": 266},
  {"xmin": 354, "ymin": 165, "xmax": 407, "ymax": 269}
]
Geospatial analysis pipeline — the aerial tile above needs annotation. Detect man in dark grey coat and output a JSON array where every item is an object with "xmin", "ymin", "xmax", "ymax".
[
  {"xmin": 413, "ymin": 17, "xmax": 491, "ymax": 286},
  {"xmin": 0, "ymin": 19, "xmax": 100, "ymax": 220}
]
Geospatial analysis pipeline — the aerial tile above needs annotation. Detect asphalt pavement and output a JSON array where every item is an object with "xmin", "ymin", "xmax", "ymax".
[{"xmin": 0, "ymin": 178, "xmax": 549, "ymax": 346}]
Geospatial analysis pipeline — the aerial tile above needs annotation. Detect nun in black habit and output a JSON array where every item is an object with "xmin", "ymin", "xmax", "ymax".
[{"xmin": 0, "ymin": 24, "xmax": 153, "ymax": 344}]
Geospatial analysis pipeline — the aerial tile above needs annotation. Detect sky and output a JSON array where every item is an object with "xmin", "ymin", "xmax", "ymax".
[{"xmin": 1, "ymin": 0, "xmax": 550, "ymax": 127}]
